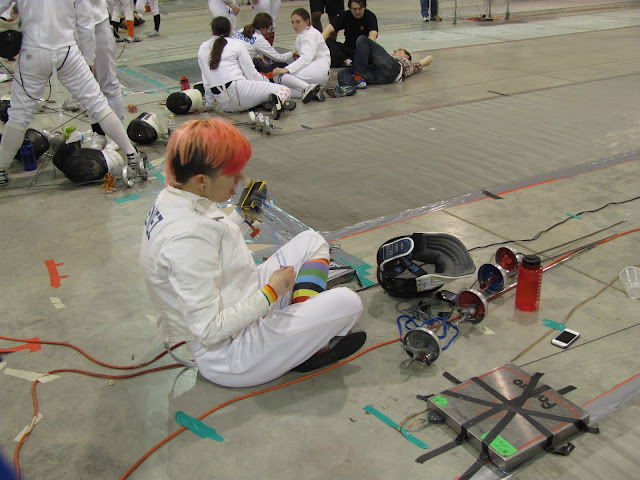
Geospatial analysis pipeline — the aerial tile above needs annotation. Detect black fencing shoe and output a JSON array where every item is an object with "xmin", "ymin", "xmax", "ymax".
[
  {"xmin": 302, "ymin": 83, "xmax": 320, "ymax": 104},
  {"xmin": 263, "ymin": 97, "xmax": 296, "ymax": 112},
  {"xmin": 293, "ymin": 331, "xmax": 367, "ymax": 373}
]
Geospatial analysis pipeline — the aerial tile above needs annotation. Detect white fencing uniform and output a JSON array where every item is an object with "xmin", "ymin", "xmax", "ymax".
[
  {"xmin": 111, "ymin": 0, "xmax": 134, "ymax": 22},
  {"xmin": 0, "ymin": 0, "xmax": 139, "ymax": 175},
  {"xmin": 91, "ymin": 0, "xmax": 125, "ymax": 123},
  {"xmin": 198, "ymin": 36, "xmax": 291, "ymax": 112},
  {"xmin": 232, "ymin": 29, "xmax": 293, "ymax": 64},
  {"xmin": 208, "ymin": 0, "xmax": 239, "ymax": 33},
  {"xmin": 274, "ymin": 25, "xmax": 330, "ymax": 97},
  {"xmin": 140, "ymin": 187, "xmax": 363, "ymax": 388},
  {"xmin": 251, "ymin": 0, "xmax": 281, "ymax": 30}
]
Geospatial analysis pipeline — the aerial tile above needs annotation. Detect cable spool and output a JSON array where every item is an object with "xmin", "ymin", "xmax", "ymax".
[
  {"xmin": 477, "ymin": 263, "xmax": 508, "ymax": 294},
  {"xmin": 403, "ymin": 327, "xmax": 441, "ymax": 365},
  {"xmin": 262, "ymin": 115, "xmax": 273, "ymax": 134},
  {"xmin": 495, "ymin": 246, "xmax": 520, "ymax": 277},
  {"xmin": 121, "ymin": 155, "xmax": 148, "ymax": 188},
  {"xmin": 454, "ymin": 289, "xmax": 488, "ymax": 324}
]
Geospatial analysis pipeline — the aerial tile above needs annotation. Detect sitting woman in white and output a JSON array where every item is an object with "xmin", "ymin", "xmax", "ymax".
[
  {"xmin": 233, "ymin": 12, "xmax": 294, "ymax": 74},
  {"xmin": 198, "ymin": 16, "xmax": 292, "ymax": 113},
  {"xmin": 272, "ymin": 8, "xmax": 330, "ymax": 104}
]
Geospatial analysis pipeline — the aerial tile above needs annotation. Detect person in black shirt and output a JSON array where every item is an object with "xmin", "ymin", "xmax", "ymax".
[{"xmin": 321, "ymin": 0, "xmax": 378, "ymax": 68}]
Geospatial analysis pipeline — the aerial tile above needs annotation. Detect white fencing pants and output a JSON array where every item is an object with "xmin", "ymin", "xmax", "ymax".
[
  {"xmin": 208, "ymin": 0, "xmax": 238, "ymax": 33},
  {"xmin": 275, "ymin": 59, "xmax": 330, "ymax": 97},
  {"xmin": 0, "ymin": 45, "xmax": 113, "ymax": 170},
  {"xmin": 252, "ymin": 0, "xmax": 281, "ymax": 30},
  {"xmin": 187, "ymin": 230, "xmax": 364, "ymax": 388},
  {"xmin": 211, "ymin": 78, "xmax": 290, "ymax": 112},
  {"xmin": 93, "ymin": 18, "xmax": 125, "ymax": 123},
  {"xmin": 111, "ymin": 0, "xmax": 135, "ymax": 21}
]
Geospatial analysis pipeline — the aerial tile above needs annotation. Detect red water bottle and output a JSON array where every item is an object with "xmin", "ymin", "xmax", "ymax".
[
  {"xmin": 180, "ymin": 75, "xmax": 190, "ymax": 91},
  {"xmin": 515, "ymin": 255, "xmax": 543, "ymax": 311}
]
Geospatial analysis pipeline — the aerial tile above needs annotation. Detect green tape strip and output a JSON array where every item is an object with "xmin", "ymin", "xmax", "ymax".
[
  {"xmin": 481, "ymin": 432, "xmax": 517, "ymax": 456},
  {"xmin": 363, "ymin": 405, "xmax": 429, "ymax": 449},
  {"xmin": 542, "ymin": 319, "xmax": 565, "ymax": 331},
  {"xmin": 175, "ymin": 411, "xmax": 224, "ymax": 442},
  {"xmin": 566, "ymin": 213, "xmax": 582, "ymax": 219},
  {"xmin": 118, "ymin": 67, "xmax": 167, "ymax": 88},
  {"xmin": 432, "ymin": 395, "xmax": 449, "ymax": 407},
  {"xmin": 337, "ymin": 256, "xmax": 375, "ymax": 287}
]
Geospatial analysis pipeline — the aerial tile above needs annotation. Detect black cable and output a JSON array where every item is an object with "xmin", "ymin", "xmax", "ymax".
[
  {"xmin": 517, "ymin": 321, "xmax": 640, "ymax": 368},
  {"xmin": 469, "ymin": 195, "xmax": 640, "ymax": 251}
]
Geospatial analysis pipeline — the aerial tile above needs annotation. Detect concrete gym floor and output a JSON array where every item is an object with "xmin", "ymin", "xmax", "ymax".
[{"xmin": 1, "ymin": 0, "xmax": 639, "ymax": 478}]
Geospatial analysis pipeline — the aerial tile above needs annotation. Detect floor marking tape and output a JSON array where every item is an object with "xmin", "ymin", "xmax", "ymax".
[
  {"xmin": 14, "ymin": 413, "xmax": 43, "ymax": 442},
  {"xmin": 50, "ymin": 297, "xmax": 66, "ymax": 309},
  {"xmin": 4, "ymin": 368, "xmax": 60, "ymax": 383}
]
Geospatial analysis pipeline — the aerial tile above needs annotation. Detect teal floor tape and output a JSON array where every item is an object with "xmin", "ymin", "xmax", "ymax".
[
  {"xmin": 363, "ymin": 405, "xmax": 429, "ymax": 449},
  {"xmin": 175, "ymin": 411, "xmax": 224, "ymax": 442}
]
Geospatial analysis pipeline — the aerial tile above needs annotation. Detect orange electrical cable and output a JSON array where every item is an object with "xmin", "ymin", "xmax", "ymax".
[
  {"xmin": 119, "ymin": 338, "xmax": 400, "ymax": 479},
  {"xmin": 0, "ymin": 335, "xmax": 185, "ymax": 370},
  {"xmin": 13, "ymin": 364, "xmax": 183, "ymax": 479}
]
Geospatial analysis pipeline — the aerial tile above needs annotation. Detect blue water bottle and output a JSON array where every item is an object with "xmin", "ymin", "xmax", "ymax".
[{"xmin": 19, "ymin": 140, "xmax": 37, "ymax": 171}]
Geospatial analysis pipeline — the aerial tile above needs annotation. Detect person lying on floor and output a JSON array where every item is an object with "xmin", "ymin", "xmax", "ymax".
[
  {"xmin": 325, "ymin": 36, "xmax": 433, "ymax": 97},
  {"xmin": 139, "ymin": 118, "xmax": 367, "ymax": 388}
]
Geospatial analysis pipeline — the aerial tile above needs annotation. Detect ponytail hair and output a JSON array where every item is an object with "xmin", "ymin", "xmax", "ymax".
[
  {"xmin": 209, "ymin": 16, "xmax": 232, "ymax": 70},
  {"xmin": 241, "ymin": 12, "xmax": 273, "ymax": 39}
]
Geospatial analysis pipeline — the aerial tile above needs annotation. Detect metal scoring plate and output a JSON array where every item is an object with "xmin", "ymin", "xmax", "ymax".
[{"xmin": 426, "ymin": 363, "xmax": 590, "ymax": 471}]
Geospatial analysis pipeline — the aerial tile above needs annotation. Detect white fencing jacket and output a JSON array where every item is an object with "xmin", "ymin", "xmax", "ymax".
[
  {"xmin": 0, "ymin": 0, "xmax": 96, "ymax": 65},
  {"xmin": 286, "ymin": 25, "xmax": 330, "ymax": 75},
  {"xmin": 140, "ymin": 187, "xmax": 270, "ymax": 348}
]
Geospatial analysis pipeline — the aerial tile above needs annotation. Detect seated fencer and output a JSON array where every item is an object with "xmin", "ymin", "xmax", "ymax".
[
  {"xmin": 198, "ymin": 16, "xmax": 294, "ymax": 114},
  {"xmin": 326, "ymin": 36, "xmax": 433, "ymax": 97},
  {"xmin": 139, "ymin": 118, "xmax": 366, "ymax": 388},
  {"xmin": 233, "ymin": 13, "xmax": 294, "ymax": 74}
]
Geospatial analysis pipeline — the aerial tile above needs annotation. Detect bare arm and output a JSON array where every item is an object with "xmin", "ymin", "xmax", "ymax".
[
  {"xmin": 322, "ymin": 24, "xmax": 335, "ymax": 41},
  {"xmin": 420, "ymin": 55, "xmax": 434, "ymax": 67}
]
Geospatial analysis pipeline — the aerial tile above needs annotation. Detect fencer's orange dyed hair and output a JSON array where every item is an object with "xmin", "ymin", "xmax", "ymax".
[{"xmin": 164, "ymin": 118, "xmax": 251, "ymax": 187}]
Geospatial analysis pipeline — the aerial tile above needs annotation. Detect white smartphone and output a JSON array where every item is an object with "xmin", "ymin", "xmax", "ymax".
[{"xmin": 551, "ymin": 328, "xmax": 580, "ymax": 349}]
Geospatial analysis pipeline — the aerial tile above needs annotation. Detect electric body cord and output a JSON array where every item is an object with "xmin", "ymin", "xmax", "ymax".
[{"xmin": 2, "ymin": 228, "xmax": 638, "ymax": 478}]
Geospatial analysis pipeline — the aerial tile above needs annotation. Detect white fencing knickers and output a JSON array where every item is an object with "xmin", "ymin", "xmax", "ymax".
[
  {"xmin": 275, "ymin": 59, "xmax": 330, "ymax": 97},
  {"xmin": 186, "ymin": 230, "xmax": 364, "ymax": 388},
  {"xmin": 93, "ymin": 18, "xmax": 125, "ymax": 123},
  {"xmin": 251, "ymin": 0, "xmax": 281, "ymax": 30},
  {"xmin": 211, "ymin": 78, "xmax": 290, "ymax": 113},
  {"xmin": 6, "ymin": 45, "xmax": 110, "ymax": 130},
  {"xmin": 208, "ymin": 0, "xmax": 238, "ymax": 33},
  {"xmin": 111, "ymin": 0, "xmax": 135, "ymax": 21}
]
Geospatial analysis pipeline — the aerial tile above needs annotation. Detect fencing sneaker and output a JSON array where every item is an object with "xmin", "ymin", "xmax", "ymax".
[
  {"xmin": 147, "ymin": 30, "xmax": 160, "ymax": 37},
  {"xmin": 325, "ymin": 85, "xmax": 356, "ymax": 98},
  {"xmin": 302, "ymin": 84, "xmax": 321, "ymax": 104},
  {"xmin": 293, "ymin": 331, "xmax": 367, "ymax": 373},
  {"xmin": 126, "ymin": 36, "xmax": 143, "ymax": 43},
  {"xmin": 0, "ymin": 169, "xmax": 8, "ymax": 186},
  {"xmin": 354, "ymin": 77, "xmax": 367, "ymax": 89}
]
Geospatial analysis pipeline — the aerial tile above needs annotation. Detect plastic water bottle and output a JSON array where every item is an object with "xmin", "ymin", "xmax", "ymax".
[
  {"xmin": 66, "ymin": 129, "xmax": 92, "ymax": 144},
  {"xmin": 180, "ymin": 75, "xmax": 190, "ymax": 91},
  {"xmin": 167, "ymin": 114, "xmax": 177, "ymax": 137},
  {"xmin": 515, "ymin": 255, "xmax": 543, "ymax": 311},
  {"xmin": 19, "ymin": 140, "xmax": 37, "ymax": 171}
]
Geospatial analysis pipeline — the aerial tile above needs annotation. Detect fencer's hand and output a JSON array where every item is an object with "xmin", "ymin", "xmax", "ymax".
[
  {"xmin": 272, "ymin": 67, "xmax": 289, "ymax": 76},
  {"xmin": 269, "ymin": 267, "xmax": 296, "ymax": 297},
  {"xmin": 231, "ymin": 4, "xmax": 240, "ymax": 14}
]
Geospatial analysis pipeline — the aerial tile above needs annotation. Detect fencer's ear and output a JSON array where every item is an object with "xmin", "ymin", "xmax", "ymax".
[{"xmin": 192, "ymin": 174, "xmax": 208, "ymax": 191}]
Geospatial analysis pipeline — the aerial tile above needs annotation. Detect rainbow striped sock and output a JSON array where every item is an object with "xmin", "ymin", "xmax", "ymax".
[{"xmin": 293, "ymin": 258, "xmax": 329, "ymax": 304}]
